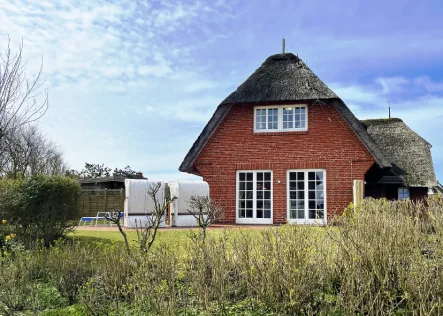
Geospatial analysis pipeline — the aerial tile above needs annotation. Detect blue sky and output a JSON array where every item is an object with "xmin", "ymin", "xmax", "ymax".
[{"xmin": 1, "ymin": 0, "xmax": 443, "ymax": 182}]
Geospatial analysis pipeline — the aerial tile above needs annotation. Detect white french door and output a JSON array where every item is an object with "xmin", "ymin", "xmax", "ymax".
[
  {"xmin": 236, "ymin": 170, "xmax": 273, "ymax": 224},
  {"xmin": 287, "ymin": 170, "xmax": 326, "ymax": 224}
]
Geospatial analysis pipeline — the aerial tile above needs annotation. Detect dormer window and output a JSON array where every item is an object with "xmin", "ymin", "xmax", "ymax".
[{"xmin": 254, "ymin": 105, "xmax": 307, "ymax": 132}]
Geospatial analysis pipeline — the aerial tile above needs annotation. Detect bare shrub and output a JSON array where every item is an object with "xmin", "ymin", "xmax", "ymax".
[
  {"xmin": 187, "ymin": 195, "xmax": 224, "ymax": 241},
  {"xmin": 135, "ymin": 182, "xmax": 175, "ymax": 253},
  {"xmin": 184, "ymin": 231, "xmax": 235, "ymax": 312},
  {"xmin": 330, "ymin": 197, "xmax": 443, "ymax": 314},
  {"xmin": 2, "ymin": 196, "xmax": 443, "ymax": 314}
]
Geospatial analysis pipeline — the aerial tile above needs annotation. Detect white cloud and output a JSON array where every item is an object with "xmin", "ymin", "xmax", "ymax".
[
  {"xmin": 0, "ymin": 0, "xmax": 237, "ymax": 175},
  {"xmin": 138, "ymin": 64, "xmax": 173, "ymax": 77},
  {"xmin": 183, "ymin": 80, "xmax": 218, "ymax": 93},
  {"xmin": 376, "ymin": 76, "xmax": 409, "ymax": 94},
  {"xmin": 0, "ymin": 0, "xmax": 234, "ymax": 87},
  {"xmin": 414, "ymin": 76, "xmax": 443, "ymax": 92},
  {"xmin": 332, "ymin": 76, "xmax": 443, "ymax": 112},
  {"xmin": 332, "ymin": 77, "xmax": 443, "ymax": 172},
  {"xmin": 148, "ymin": 97, "xmax": 221, "ymax": 123}
]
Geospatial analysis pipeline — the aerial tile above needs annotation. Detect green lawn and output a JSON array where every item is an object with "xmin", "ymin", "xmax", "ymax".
[
  {"xmin": 69, "ymin": 226, "xmax": 265, "ymax": 248},
  {"xmin": 70, "ymin": 228, "xmax": 197, "ymax": 247},
  {"xmin": 69, "ymin": 225, "xmax": 330, "ymax": 250}
]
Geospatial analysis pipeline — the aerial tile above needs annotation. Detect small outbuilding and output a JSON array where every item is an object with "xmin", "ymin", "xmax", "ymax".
[
  {"xmin": 124, "ymin": 179, "xmax": 166, "ymax": 228},
  {"xmin": 168, "ymin": 181, "xmax": 210, "ymax": 227},
  {"xmin": 363, "ymin": 118, "xmax": 437, "ymax": 200}
]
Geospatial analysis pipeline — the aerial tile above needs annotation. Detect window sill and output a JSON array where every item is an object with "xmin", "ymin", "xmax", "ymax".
[{"xmin": 254, "ymin": 131, "xmax": 308, "ymax": 136}]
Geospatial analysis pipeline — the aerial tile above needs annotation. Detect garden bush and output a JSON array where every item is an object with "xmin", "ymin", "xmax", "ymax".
[
  {"xmin": 1, "ymin": 195, "xmax": 443, "ymax": 315},
  {"xmin": 0, "ymin": 176, "xmax": 80, "ymax": 246}
]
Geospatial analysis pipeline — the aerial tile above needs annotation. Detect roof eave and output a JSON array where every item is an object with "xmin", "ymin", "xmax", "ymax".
[
  {"xmin": 329, "ymin": 98, "xmax": 392, "ymax": 169},
  {"xmin": 179, "ymin": 103, "xmax": 233, "ymax": 175}
]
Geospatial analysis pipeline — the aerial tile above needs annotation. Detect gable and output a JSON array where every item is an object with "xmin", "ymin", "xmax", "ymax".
[
  {"xmin": 179, "ymin": 53, "xmax": 392, "ymax": 174},
  {"xmin": 179, "ymin": 99, "xmax": 391, "ymax": 175},
  {"xmin": 193, "ymin": 102, "xmax": 376, "ymax": 173}
]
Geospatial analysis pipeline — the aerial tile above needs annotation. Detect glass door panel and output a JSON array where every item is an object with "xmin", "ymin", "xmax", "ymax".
[
  {"xmin": 237, "ymin": 171, "xmax": 273, "ymax": 223},
  {"xmin": 238, "ymin": 172, "xmax": 254, "ymax": 218},
  {"xmin": 256, "ymin": 172, "xmax": 272, "ymax": 219},
  {"xmin": 288, "ymin": 170, "xmax": 326, "ymax": 223}
]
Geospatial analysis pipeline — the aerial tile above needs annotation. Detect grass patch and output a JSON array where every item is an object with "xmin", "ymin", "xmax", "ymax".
[
  {"xmin": 69, "ymin": 229, "xmax": 193, "ymax": 246},
  {"xmin": 69, "ymin": 226, "xmax": 328, "ymax": 250}
]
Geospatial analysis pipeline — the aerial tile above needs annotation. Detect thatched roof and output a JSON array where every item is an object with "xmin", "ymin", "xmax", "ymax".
[
  {"xmin": 221, "ymin": 53, "xmax": 338, "ymax": 103},
  {"xmin": 179, "ymin": 53, "xmax": 392, "ymax": 175},
  {"xmin": 362, "ymin": 118, "xmax": 437, "ymax": 187}
]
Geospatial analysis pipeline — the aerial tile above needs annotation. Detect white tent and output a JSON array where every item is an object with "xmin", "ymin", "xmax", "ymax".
[
  {"xmin": 168, "ymin": 181, "xmax": 210, "ymax": 227},
  {"xmin": 124, "ymin": 179, "xmax": 167, "ymax": 228}
]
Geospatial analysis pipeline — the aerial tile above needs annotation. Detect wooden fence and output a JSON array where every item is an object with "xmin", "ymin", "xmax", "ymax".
[{"xmin": 78, "ymin": 189, "xmax": 124, "ymax": 218}]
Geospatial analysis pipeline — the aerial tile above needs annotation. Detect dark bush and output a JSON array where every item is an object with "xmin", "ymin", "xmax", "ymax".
[{"xmin": 0, "ymin": 176, "xmax": 80, "ymax": 246}]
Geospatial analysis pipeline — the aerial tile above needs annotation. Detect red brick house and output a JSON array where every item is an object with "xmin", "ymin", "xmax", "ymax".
[{"xmin": 179, "ymin": 53, "xmax": 438, "ymax": 224}]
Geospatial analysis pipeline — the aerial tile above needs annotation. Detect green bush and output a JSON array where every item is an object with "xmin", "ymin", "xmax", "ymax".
[{"xmin": 0, "ymin": 176, "xmax": 80, "ymax": 246}]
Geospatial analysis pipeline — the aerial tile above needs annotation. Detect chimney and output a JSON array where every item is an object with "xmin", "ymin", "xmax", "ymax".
[
  {"xmin": 136, "ymin": 172, "xmax": 144, "ymax": 179},
  {"xmin": 282, "ymin": 38, "xmax": 286, "ymax": 54}
]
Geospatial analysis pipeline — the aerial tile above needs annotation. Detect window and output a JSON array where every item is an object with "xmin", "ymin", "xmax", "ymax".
[
  {"xmin": 254, "ymin": 105, "xmax": 307, "ymax": 132},
  {"xmin": 398, "ymin": 187, "xmax": 410, "ymax": 200},
  {"xmin": 287, "ymin": 170, "xmax": 326, "ymax": 224},
  {"xmin": 255, "ymin": 108, "xmax": 279, "ymax": 130},
  {"xmin": 237, "ymin": 171, "xmax": 272, "ymax": 224}
]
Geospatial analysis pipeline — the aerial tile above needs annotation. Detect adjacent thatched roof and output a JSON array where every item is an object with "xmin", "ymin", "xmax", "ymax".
[
  {"xmin": 361, "ymin": 118, "xmax": 437, "ymax": 187},
  {"xmin": 179, "ymin": 53, "xmax": 392, "ymax": 174}
]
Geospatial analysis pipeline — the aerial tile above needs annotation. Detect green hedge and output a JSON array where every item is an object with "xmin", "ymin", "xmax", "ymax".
[{"xmin": 0, "ymin": 176, "xmax": 80, "ymax": 246}]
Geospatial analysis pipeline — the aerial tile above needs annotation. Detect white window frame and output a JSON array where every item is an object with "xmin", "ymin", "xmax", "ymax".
[
  {"xmin": 236, "ymin": 170, "xmax": 273, "ymax": 224},
  {"xmin": 254, "ymin": 105, "xmax": 308, "ymax": 133},
  {"xmin": 398, "ymin": 187, "xmax": 410, "ymax": 200},
  {"xmin": 286, "ymin": 169, "xmax": 327, "ymax": 225}
]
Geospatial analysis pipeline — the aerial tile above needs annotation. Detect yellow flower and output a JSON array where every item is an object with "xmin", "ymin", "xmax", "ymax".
[
  {"xmin": 10, "ymin": 233, "xmax": 16, "ymax": 238},
  {"xmin": 5, "ymin": 235, "xmax": 11, "ymax": 241},
  {"xmin": 1, "ymin": 219, "xmax": 6, "ymax": 224}
]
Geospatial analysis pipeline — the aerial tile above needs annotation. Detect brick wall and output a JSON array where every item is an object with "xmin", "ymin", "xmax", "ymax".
[{"xmin": 195, "ymin": 102, "xmax": 375, "ymax": 224}]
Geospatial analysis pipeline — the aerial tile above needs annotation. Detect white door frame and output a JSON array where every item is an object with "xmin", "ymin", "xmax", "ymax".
[
  {"xmin": 236, "ymin": 170, "xmax": 273, "ymax": 224},
  {"xmin": 286, "ymin": 169, "xmax": 327, "ymax": 225}
]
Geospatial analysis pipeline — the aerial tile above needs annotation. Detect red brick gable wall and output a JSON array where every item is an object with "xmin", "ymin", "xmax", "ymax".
[{"xmin": 195, "ymin": 102, "xmax": 375, "ymax": 224}]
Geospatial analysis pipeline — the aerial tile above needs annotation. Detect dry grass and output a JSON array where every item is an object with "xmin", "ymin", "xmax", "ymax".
[{"xmin": 1, "ymin": 196, "xmax": 443, "ymax": 315}]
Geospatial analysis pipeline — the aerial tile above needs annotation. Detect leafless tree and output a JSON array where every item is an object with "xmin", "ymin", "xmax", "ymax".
[
  {"xmin": 0, "ymin": 124, "xmax": 67, "ymax": 178},
  {"xmin": 0, "ymin": 38, "xmax": 48, "ymax": 143},
  {"xmin": 136, "ymin": 182, "xmax": 176, "ymax": 253},
  {"xmin": 187, "ymin": 196, "xmax": 224, "ymax": 242}
]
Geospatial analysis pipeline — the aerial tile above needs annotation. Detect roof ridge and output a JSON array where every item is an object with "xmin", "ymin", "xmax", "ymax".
[
  {"xmin": 361, "ymin": 118, "xmax": 403, "ymax": 124},
  {"xmin": 220, "ymin": 53, "xmax": 338, "ymax": 105}
]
